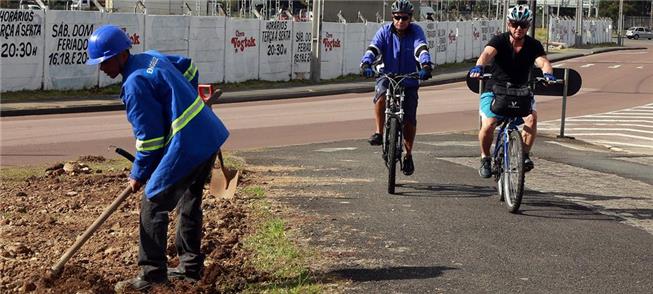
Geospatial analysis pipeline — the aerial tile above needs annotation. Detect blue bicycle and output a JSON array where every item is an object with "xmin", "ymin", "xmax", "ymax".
[{"xmin": 482, "ymin": 75, "xmax": 561, "ymax": 212}]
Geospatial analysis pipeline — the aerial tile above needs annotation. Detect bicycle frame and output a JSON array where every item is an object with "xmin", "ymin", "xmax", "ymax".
[
  {"xmin": 492, "ymin": 118, "xmax": 520, "ymax": 175},
  {"xmin": 379, "ymin": 73, "xmax": 417, "ymax": 165}
]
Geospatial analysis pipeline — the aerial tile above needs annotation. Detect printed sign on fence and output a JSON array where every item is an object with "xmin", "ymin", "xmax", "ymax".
[
  {"xmin": 291, "ymin": 21, "xmax": 311, "ymax": 80},
  {"xmin": 0, "ymin": 9, "xmax": 45, "ymax": 91},
  {"xmin": 417, "ymin": 21, "xmax": 438, "ymax": 65},
  {"xmin": 44, "ymin": 10, "xmax": 101, "ymax": 90},
  {"xmin": 224, "ymin": 18, "xmax": 259, "ymax": 83},
  {"xmin": 259, "ymin": 20, "xmax": 292, "ymax": 81}
]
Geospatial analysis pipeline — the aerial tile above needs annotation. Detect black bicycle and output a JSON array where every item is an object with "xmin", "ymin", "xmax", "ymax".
[{"xmin": 378, "ymin": 72, "xmax": 419, "ymax": 194}]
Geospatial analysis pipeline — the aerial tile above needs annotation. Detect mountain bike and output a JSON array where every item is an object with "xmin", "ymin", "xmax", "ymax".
[
  {"xmin": 480, "ymin": 75, "xmax": 562, "ymax": 212},
  {"xmin": 378, "ymin": 72, "xmax": 419, "ymax": 194}
]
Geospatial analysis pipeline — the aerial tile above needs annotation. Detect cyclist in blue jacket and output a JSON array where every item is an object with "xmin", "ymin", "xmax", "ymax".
[
  {"xmin": 86, "ymin": 24, "xmax": 229, "ymax": 291},
  {"xmin": 360, "ymin": 0, "xmax": 433, "ymax": 176}
]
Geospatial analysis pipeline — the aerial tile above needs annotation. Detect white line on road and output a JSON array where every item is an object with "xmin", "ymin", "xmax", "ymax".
[
  {"xmin": 537, "ymin": 128, "xmax": 653, "ymax": 134},
  {"xmin": 557, "ymin": 133, "xmax": 653, "ymax": 141},
  {"xmin": 636, "ymin": 66, "xmax": 644, "ymax": 69},
  {"xmin": 553, "ymin": 63, "xmax": 564, "ymax": 68},
  {"xmin": 608, "ymin": 64, "xmax": 623, "ymax": 69},
  {"xmin": 315, "ymin": 147, "xmax": 358, "ymax": 152},
  {"xmin": 593, "ymin": 141, "xmax": 653, "ymax": 149},
  {"xmin": 580, "ymin": 63, "xmax": 595, "ymax": 68},
  {"xmin": 544, "ymin": 141, "xmax": 609, "ymax": 152},
  {"xmin": 560, "ymin": 119, "xmax": 653, "ymax": 123},
  {"xmin": 543, "ymin": 123, "xmax": 653, "ymax": 129},
  {"xmin": 579, "ymin": 115, "xmax": 653, "ymax": 119}
]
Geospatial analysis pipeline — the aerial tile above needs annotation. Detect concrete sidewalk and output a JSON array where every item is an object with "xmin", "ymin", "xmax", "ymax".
[{"xmin": 0, "ymin": 47, "xmax": 640, "ymax": 117}]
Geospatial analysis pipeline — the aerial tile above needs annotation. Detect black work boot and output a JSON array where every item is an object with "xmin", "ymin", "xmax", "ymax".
[
  {"xmin": 167, "ymin": 266, "xmax": 202, "ymax": 283},
  {"xmin": 115, "ymin": 275, "xmax": 168, "ymax": 293},
  {"xmin": 524, "ymin": 153, "xmax": 534, "ymax": 172},
  {"xmin": 368, "ymin": 133, "xmax": 382, "ymax": 146},
  {"xmin": 479, "ymin": 157, "xmax": 492, "ymax": 178}
]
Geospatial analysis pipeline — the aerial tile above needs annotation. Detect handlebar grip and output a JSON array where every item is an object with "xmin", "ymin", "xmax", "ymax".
[{"xmin": 114, "ymin": 147, "xmax": 135, "ymax": 163}]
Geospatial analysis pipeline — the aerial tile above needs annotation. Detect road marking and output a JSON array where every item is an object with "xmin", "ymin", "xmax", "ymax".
[
  {"xmin": 608, "ymin": 64, "xmax": 622, "ymax": 69},
  {"xmin": 593, "ymin": 141, "xmax": 653, "ymax": 149},
  {"xmin": 438, "ymin": 157, "xmax": 653, "ymax": 235},
  {"xmin": 315, "ymin": 147, "xmax": 357, "ymax": 152},
  {"xmin": 552, "ymin": 63, "xmax": 564, "ymax": 68},
  {"xmin": 580, "ymin": 63, "xmax": 595, "ymax": 68},
  {"xmin": 548, "ymin": 123, "xmax": 653, "ymax": 129},
  {"xmin": 538, "ymin": 128, "xmax": 653, "ymax": 135},
  {"xmin": 562, "ymin": 119, "xmax": 653, "ymax": 123},
  {"xmin": 580, "ymin": 115, "xmax": 653, "ymax": 120},
  {"xmin": 555, "ymin": 133, "xmax": 653, "ymax": 141},
  {"xmin": 636, "ymin": 66, "xmax": 644, "ymax": 69},
  {"xmin": 544, "ymin": 141, "xmax": 608, "ymax": 152}
]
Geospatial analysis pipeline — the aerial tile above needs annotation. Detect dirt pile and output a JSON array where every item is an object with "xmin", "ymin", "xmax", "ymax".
[{"xmin": 0, "ymin": 157, "xmax": 264, "ymax": 293}]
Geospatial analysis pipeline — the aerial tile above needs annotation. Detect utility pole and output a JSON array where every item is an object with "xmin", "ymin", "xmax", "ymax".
[
  {"xmin": 650, "ymin": 0, "xmax": 653, "ymax": 30},
  {"xmin": 528, "ymin": 0, "xmax": 537, "ymax": 37},
  {"xmin": 617, "ymin": 0, "xmax": 624, "ymax": 46},
  {"xmin": 575, "ymin": 0, "xmax": 583, "ymax": 46},
  {"xmin": 310, "ymin": 0, "xmax": 322, "ymax": 82}
]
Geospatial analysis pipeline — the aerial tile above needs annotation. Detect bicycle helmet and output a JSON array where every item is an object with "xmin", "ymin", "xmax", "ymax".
[
  {"xmin": 391, "ymin": 0, "xmax": 414, "ymax": 15},
  {"xmin": 506, "ymin": 5, "xmax": 533, "ymax": 22},
  {"xmin": 86, "ymin": 25, "xmax": 132, "ymax": 65}
]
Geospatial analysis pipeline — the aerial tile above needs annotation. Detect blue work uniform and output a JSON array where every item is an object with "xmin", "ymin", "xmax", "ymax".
[
  {"xmin": 360, "ymin": 23, "xmax": 432, "ymax": 126},
  {"xmin": 121, "ymin": 50, "xmax": 229, "ymax": 198}
]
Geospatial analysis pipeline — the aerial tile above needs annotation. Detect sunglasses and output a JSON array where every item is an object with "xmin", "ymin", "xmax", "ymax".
[
  {"xmin": 393, "ymin": 15, "xmax": 410, "ymax": 21},
  {"xmin": 509, "ymin": 21, "xmax": 530, "ymax": 29}
]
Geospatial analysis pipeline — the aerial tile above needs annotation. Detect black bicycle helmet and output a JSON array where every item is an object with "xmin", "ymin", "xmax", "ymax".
[{"xmin": 391, "ymin": 0, "xmax": 414, "ymax": 15}]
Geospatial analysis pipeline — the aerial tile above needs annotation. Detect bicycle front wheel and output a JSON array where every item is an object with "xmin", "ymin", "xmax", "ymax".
[
  {"xmin": 503, "ymin": 130, "xmax": 525, "ymax": 213},
  {"xmin": 387, "ymin": 117, "xmax": 400, "ymax": 194}
]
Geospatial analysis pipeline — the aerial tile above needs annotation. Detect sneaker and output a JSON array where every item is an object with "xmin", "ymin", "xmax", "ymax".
[
  {"xmin": 402, "ymin": 155, "xmax": 414, "ymax": 176},
  {"xmin": 115, "ymin": 276, "xmax": 167, "ymax": 292},
  {"xmin": 167, "ymin": 267, "xmax": 201, "ymax": 282},
  {"xmin": 368, "ymin": 133, "xmax": 382, "ymax": 146},
  {"xmin": 524, "ymin": 153, "xmax": 534, "ymax": 172},
  {"xmin": 479, "ymin": 157, "xmax": 492, "ymax": 178}
]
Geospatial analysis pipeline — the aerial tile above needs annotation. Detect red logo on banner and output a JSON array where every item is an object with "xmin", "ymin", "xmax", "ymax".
[
  {"xmin": 322, "ymin": 33, "xmax": 341, "ymax": 51},
  {"xmin": 121, "ymin": 28, "xmax": 140, "ymax": 45},
  {"xmin": 448, "ymin": 30, "xmax": 457, "ymax": 43},
  {"xmin": 230, "ymin": 30, "xmax": 256, "ymax": 52}
]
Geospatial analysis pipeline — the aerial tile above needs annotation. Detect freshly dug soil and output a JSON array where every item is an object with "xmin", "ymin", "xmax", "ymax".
[{"xmin": 0, "ymin": 158, "xmax": 264, "ymax": 293}]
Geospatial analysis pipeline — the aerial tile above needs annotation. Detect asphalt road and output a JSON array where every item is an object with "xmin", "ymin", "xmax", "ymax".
[{"xmin": 238, "ymin": 133, "xmax": 653, "ymax": 293}]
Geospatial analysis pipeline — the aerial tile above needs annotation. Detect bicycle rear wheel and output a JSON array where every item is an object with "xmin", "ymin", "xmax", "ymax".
[
  {"xmin": 494, "ymin": 148, "xmax": 505, "ymax": 202},
  {"xmin": 387, "ymin": 117, "xmax": 400, "ymax": 194},
  {"xmin": 503, "ymin": 130, "xmax": 525, "ymax": 213}
]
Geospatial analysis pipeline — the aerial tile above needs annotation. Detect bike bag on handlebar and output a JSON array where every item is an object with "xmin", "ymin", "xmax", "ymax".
[{"xmin": 490, "ymin": 83, "xmax": 533, "ymax": 117}]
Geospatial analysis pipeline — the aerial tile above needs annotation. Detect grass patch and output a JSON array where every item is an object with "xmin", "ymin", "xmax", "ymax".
[
  {"xmin": 222, "ymin": 153, "xmax": 246, "ymax": 171},
  {"xmin": 243, "ymin": 199, "xmax": 324, "ymax": 293},
  {"xmin": 2, "ymin": 84, "xmax": 122, "ymax": 102},
  {"xmin": 242, "ymin": 185, "xmax": 266, "ymax": 198}
]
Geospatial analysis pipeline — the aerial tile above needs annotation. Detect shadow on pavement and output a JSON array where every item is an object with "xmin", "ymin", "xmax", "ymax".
[
  {"xmin": 394, "ymin": 183, "xmax": 495, "ymax": 198},
  {"xmin": 327, "ymin": 265, "xmax": 457, "ymax": 282},
  {"xmin": 519, "ymin": 190, "xmax": 621, "ymax": 221}
]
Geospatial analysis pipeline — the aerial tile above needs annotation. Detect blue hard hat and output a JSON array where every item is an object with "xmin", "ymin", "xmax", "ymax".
[{"xmin": 86, "ymin": 24, "xmax": 131, "ymax": 65}]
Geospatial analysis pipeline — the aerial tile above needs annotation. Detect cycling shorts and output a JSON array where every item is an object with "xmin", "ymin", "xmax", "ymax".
[
  {"xmin": 479, "ymin": 91, "xmax": 537, "ymax": 125},
  {"xmin": 373, "ymin": 78, "xmax": 419, "ymax": 127}
]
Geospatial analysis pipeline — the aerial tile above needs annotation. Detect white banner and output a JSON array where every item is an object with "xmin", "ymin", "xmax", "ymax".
[
  {"xmin": 224, "ymin": 18, "xmax": 259, "ymax": 83},
  {"xmin": 291, "ymin": 21, "xmax": 311, "ymax": 80},
  {"xmin": 0, "ymin": 9, "xmax": 45, "ymax": 91},
  {"xmin": 259, "ymin": 20, "xmax": 292, "ymax": 81},
  {"xmin": 342, "ymin": 23, "xmax": 365, "ymax": 75},
  {"xmin": 99, "ymin": 13, "xmax": 144, "ymax": 87},
  {"xmin": 417, "ymin": 21, "xmax": 438, "ymax": 66},
  {"xmin": 435, "ymin": 21, "xmax": 447, "ymax": 65},
  {"xmin": 189, "ymin": 16, "xmax": 226, "ymax": 84},
  {"xmin": 472, "ymin": 20, "xmax": 482, "ymax": 57},
  {"xmin": 462, "ymin": 21, "xmax": 472, "ymax": 60},
  {"xmin": 44, "ymin": 10, "xmax": 101, "ymax": 90},
  {"xmin": 446, "ymin": 21, "xmax": 457, "ymax": 64},
  {"xmin": 145, "ymin": 15, "xmax": 189, "ymax": 56},
  {"xmin": 320, "ymin": 22, "xmax": 344, "ymax": 80}
]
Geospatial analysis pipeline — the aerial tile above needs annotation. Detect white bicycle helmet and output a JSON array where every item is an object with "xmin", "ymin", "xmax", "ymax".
[{"xmin": 506, "ymin": 5, "xmax": 533, "ymax": 22}]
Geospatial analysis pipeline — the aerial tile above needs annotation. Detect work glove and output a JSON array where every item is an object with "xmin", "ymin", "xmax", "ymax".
[
  {"xmin": 543, "ymin": 72, "xmax": 556, "ymax": 82},
  {"xmin": 469, "ymin": 65, "xmax": 483, "ymax": 78},
  {"xmin": 418, "ymin": 64, "xmax": 432, "ymax": 80},
  {"xmin": 361, "ymin": 63, "xmax": 374, "ymax": 78}
]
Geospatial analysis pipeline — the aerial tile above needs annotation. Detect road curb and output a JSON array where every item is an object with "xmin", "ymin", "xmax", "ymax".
[{"xmin": 1, "ymin": 47, "xmax": 644, "ymax": 117}]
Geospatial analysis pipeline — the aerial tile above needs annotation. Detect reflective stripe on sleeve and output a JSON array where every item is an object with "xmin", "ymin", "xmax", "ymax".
[
  {"xmin": 135, "ymin": 136, "xmax": 165, "ymax": 152},
  {"xmin": 166, "ymin": 95, "xmax": 205, "ymax": 145},
  {"xmin": 183, "ymin": 63, "xmax": 198, "ymax": 81}
]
